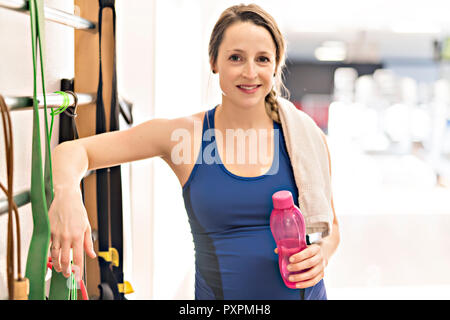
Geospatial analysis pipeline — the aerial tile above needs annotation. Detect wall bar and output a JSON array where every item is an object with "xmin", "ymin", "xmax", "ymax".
[
  {"xmin": 0, "ymin": 170, "xmax": 94, "ymax": 216},
  {"xmin": 5, "ymin": 92, "xmax": 96, "ymax": 111},
  {"xmin": 0, "ymin": 0, "xmax": 96, "ymax": 30},
  {"xmin": 0, "ymin": 190, "xmax": 30, "ymax": 216}
]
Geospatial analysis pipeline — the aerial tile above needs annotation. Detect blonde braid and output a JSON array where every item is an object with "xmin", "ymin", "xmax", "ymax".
[{"xmin": 265, "ymin": 88, "xmax": 281, "ymax": 123}]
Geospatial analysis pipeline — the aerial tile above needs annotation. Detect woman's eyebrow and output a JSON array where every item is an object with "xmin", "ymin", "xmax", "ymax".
[{"xmin": 226, "ymin": 49, "xmax": 272, "ymax": 55}]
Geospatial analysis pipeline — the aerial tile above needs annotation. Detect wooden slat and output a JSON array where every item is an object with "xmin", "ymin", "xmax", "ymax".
[{"xmin": 74, "ymin": 0, "xmax": 115, "ymax": 298}]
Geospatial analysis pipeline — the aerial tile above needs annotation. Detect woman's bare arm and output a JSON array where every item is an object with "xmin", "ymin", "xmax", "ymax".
[
  {"xmin": 52, "ymin": 118, "xmax": 173, "ymax": 190},
  {"xmin": 49, "ymin": 117, "xmax": 175, "ymax": 277}
]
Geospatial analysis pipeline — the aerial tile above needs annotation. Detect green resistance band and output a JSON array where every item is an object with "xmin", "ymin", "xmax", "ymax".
[
  {"xmin": 49, "ymin": 91, "xmax": 70, "ymax": 137},
  {"xmin": 25, "ymin": 0, "xmax": 74, "ymax": 300}
]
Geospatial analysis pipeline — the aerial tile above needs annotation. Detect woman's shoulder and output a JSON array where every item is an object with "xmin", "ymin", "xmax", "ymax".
[
  {"xmin": 159, "ymin": 110, "xmax": 207, "ymax": 166},
  {"xmin": 277, "ymin": 97, "xmax": 319, "ymax": 128},
  {"xmin": 166, "ymin": 110, "xmax": 206, "ymax": 132}
]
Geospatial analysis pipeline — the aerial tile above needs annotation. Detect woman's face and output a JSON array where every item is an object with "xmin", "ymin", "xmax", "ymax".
[{"xmin": 213, "ymin": 21, "xmax": 277, "ymax": 110}]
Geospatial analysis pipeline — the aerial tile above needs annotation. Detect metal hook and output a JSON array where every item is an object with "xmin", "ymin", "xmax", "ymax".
[{"xmin": 63, "ymin": 91, "xmax": 78, "ymax": 118}]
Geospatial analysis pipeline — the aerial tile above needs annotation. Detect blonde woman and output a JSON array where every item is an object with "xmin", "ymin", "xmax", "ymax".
[{"xmin": 49, "ymin": 4, "xmax": 339, "ymax": 300}]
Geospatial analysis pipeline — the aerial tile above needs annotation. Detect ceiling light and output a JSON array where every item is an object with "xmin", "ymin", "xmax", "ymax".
[{"xmin": 314, "ymin": 41, "xmax": 347, "ymax": 61}]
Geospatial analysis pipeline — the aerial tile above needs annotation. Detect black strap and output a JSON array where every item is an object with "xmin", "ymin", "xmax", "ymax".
[
  {"xmin": 96, "ymin": 0, "xmax": 126, "ymax": 300},
  {"xmin": 59, "ymin": 79, "xmax": 79, "ymax": 142}
]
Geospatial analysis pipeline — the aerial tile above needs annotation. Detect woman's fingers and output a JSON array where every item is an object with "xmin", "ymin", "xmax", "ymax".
[
  {"xmin": 84, "ymin": 227, "xmax": 96, "ymax": 259},
  {"xmin": 60, "ymin": 238, "xmax": 72, "ymax": 278},
  {"xmin": 51, "ymin": 229, "xmax": 95, "ymax": 279},
  {"xmin": 281, "ymin": 243, "xmax": 326, "ymax": 289},
  {"xmin": 48, "ymin": 193, "xmax": 96, "ymax": 279},
  {"xmin": 287, "ymin": 254, "xmax": 321, "ymax": 272},
  {"xmin": 288, "ymin": 262, "xmax": 323, "ymax": 283},
  {"xmin": 289, "ymin": 244, "xmax": 319, "ymax": 263},
  {"xmin": 50, "ymin": 236, "xmax": 62, "ymax": 272},
  {"xmin": 72, "ymin": 239, "xmax": 84, "ymax": 281},
  {"xmin": 293, "ymin": 270, "xmax": 324, "ymax": 289}
]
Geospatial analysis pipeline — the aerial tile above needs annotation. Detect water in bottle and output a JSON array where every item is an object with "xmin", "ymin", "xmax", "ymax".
[{"xmin": 270, "ymin": 190, "xmax": 307, "ymax": 289}]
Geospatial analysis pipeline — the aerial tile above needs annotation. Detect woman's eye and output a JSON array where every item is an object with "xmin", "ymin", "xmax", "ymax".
[
  {"xmin": 229, "ymin": 55, "xmax": 241, "ymax": 62},
  {"xmin": 258, "ymin": 56, "xmax": 270, "ymax": 63}
]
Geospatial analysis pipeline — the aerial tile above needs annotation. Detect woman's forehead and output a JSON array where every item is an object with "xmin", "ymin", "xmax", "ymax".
[{"xmin": 220, "ymin": 22, "xmax": 276, "ymax": 55}]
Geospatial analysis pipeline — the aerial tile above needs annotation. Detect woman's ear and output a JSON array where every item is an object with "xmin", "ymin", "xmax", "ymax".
[{"xmin": 210, "ymin": 60, "xmax": 217, "ymax": 74}]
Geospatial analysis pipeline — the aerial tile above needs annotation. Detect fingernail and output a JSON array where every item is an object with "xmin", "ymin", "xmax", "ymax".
[
  {"xmin": 289, "ymin": 276, "xmax": 294, "ymax": 282},
  {"xmin": 289, "ymin": 257, "xmax": 294, "ymax": 263},
  {"xmin": 287, "ymin": 265, "xmax": 292, "ymax": 271}
]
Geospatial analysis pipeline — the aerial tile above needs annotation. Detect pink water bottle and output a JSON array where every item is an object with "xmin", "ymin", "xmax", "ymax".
[{"xmin": 270, "ymin": 190, "xmax": 307, "ymax": 289}]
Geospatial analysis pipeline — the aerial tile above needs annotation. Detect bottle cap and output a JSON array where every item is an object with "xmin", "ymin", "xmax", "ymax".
[{"xmin": 272, "ymin": 190, "xmax": 294, "ymax": 209}]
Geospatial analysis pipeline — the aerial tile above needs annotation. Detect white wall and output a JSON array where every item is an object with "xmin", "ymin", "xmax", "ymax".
[
  {"xmin": 115, "ymin": 0, "xmax": 156, "ymax": 300},
  {"xmin": 152, "ymin": 0, "xmax": 203, "ymax": 300}
]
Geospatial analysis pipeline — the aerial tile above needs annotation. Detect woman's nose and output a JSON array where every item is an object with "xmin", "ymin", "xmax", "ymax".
[{"xmin": 242, "ymin": 62, "xmax": 257, "ymax": 79}]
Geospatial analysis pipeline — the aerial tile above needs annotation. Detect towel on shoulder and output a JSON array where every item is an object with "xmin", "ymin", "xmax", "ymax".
[{"xmin": 277, "ymin": 97, "xmax": 334, "ymax": 237}]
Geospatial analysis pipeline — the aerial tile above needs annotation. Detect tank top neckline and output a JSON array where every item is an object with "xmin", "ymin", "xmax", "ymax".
[{"xmin": 206, "ymin": 105, "xmax": 278, "ymax": 181}]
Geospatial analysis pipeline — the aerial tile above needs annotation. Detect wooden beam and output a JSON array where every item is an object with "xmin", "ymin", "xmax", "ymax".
[{"xmin": 74, "ymin": 0, "xmax": 116, "ymax": 298}]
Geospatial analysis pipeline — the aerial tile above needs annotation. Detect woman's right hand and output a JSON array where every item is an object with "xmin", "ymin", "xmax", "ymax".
[{"xmin": 48, "ymin": 186, "xmax": 96, "ymax": 278}]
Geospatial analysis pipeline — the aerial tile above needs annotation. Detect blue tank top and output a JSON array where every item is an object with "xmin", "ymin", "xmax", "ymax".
[{"xmin": 182, "ymin": 105, "xmax": 327, "ymax": 300}]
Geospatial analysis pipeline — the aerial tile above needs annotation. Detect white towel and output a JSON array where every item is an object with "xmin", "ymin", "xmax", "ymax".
[{"xmin": 277, "ymin": 97, "xmax": 333, "ymax": 237}]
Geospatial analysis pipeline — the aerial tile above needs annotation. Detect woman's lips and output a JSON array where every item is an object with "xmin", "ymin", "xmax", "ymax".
[{"xmin": 237, "ymin": 84, "xmax": 261, "ymax": 94}]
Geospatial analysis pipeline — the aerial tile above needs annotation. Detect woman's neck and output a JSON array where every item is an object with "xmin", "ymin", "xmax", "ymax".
[{"xmin": 215, "ymin": 98, "xmax": 273, "ymax": 130}]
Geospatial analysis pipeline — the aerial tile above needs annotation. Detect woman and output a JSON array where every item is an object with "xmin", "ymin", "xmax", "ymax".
[{"xmin": 49, "ymin": 4, "xmax": 340, "ymax": 300}]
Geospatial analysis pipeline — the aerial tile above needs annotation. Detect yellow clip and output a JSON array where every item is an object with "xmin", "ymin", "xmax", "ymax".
[
  {"xmin": 98, "ymin": 248, "xmax": 119, "ymax": 267},
  {"xmin": 118, "ymin": 281, "xmax": 134, "ymax": 294}
]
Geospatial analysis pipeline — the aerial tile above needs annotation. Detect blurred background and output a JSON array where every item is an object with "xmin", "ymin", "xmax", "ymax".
[{"xmin": 1, "ymin": 0, "xmax": 450, "ymax": 299}]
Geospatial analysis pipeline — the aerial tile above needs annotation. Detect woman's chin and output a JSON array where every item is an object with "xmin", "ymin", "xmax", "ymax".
[{"xmin": 226, "ymin": 96, "xmax": 265, "ymax": 110}]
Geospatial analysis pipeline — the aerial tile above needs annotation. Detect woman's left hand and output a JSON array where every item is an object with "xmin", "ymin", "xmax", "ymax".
[{"xmin": 275, "ymin": 243, "xmax": 327, "ymax": 289}]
